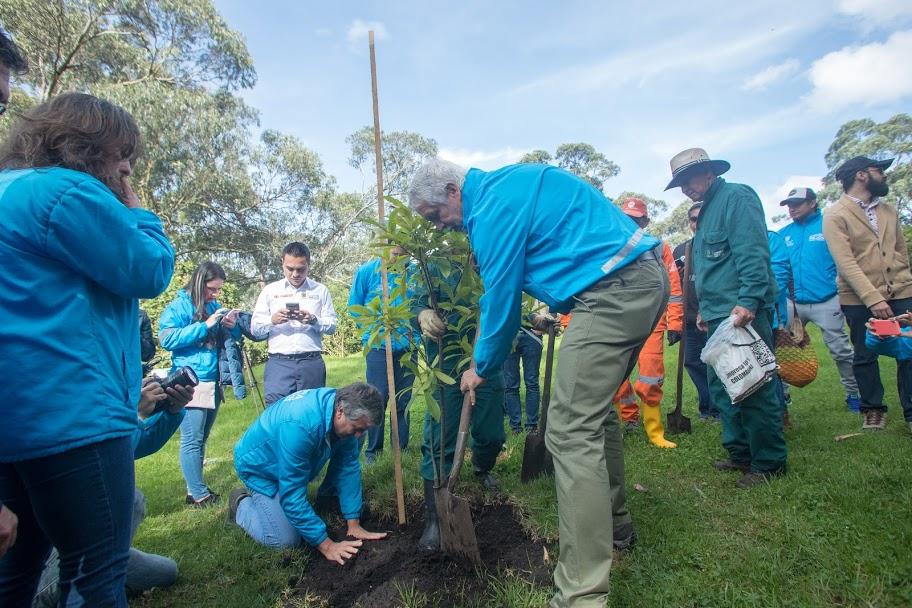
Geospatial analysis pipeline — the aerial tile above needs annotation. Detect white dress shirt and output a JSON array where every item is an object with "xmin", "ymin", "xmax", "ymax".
[{"xmin": 251, "ymin": 277, "xmax": 337, "ymax": 354}]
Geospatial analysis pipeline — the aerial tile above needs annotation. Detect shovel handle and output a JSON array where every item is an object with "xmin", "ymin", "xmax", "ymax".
[
  {"xmin": 446, "ymin": 392, "xmax": 474, "ymax": 492},
  {"xmin": 539, "ymin": 324, "xmax": 556, "ymax": 432}
]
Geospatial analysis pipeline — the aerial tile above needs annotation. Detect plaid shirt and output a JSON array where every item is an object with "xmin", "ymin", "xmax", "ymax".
[{"xmin": 846, "ymin": 194, "xmax": 879, "ymax": 234}]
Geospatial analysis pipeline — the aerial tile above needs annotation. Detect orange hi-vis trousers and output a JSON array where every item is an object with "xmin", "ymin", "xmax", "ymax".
[{"xmin": 614, "ymin": 241, "xmax": 682, "ymax": 422}]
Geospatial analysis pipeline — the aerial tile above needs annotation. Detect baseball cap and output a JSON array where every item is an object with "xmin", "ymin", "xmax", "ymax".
[
  {"xmin": 780, "ymin": 187, "xmax": 817, "ymax": 206},
  {"xmin": 833, "ymin": 156, "xmax": 894, "ymax": 182},
  {"xmin": 620, "ymin": 197, "xmax": 648, "ymax": 218}
]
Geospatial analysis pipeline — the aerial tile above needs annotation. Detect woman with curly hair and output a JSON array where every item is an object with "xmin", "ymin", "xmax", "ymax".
[{"xmin": 0, "ymin": 92, "xmax": 175, "ymax": 606}]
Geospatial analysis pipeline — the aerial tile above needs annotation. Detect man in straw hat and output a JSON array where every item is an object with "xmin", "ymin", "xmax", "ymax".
[
  {"xmin": 666, "ymin": 148, "xmax": 786, "ymax": 488},
  {"xmin": 822, "ymin": 156, "xmax": 912, "ymax": 433},
  {"xmin": 408, "ymin": 158, "xmax": 668, "ymax": 608}
]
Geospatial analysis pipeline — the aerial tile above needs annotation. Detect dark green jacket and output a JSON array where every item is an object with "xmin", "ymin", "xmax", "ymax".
[{"xmin": 692, "ymin": 178, "xmax": 776, "ymax": 322}]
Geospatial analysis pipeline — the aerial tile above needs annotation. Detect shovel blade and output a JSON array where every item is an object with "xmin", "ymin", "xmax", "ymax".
[
  {"xmin": 666, "ymin": 411, "xmax": 692, "ymax": 435},
  {"xmin": 435, "ymin": 488, "xmax": 481, "ymax": 566},
  {"xmin": 520, "ymin": 432, "xmax": 549, "ymax": 483}
]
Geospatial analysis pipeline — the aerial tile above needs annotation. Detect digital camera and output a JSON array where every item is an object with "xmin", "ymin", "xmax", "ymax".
[{"xmin": 154, "ymin": 365, "xmax": 199, "ymax": 413}]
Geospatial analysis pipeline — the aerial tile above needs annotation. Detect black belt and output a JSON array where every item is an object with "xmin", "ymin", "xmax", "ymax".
[{"xmin": 269, "ymin": 351, "xmax": 323, "ymax": 360}]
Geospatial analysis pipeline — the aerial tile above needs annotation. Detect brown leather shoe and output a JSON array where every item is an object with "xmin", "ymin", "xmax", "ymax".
[{"xmin": 713, "ymin": 459, "xmax": 750, "ymax": 473}]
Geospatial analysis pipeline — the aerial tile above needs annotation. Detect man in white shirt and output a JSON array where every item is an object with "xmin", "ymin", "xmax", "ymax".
[{"xmin": 252, "ymin": 242, "xmax": 338, "ymax": 405}]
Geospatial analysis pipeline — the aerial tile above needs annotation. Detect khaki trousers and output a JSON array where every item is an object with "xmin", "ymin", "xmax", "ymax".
[{"xmin": 545, "ymin": 255, "xmax": 668, "ymax": 608}]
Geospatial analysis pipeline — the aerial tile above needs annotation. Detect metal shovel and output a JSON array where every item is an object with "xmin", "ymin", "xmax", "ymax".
[
  {"xmin": 667, "ymin": 242, "xmax": 692, "ymax": 434},
  {"xmin": 520, "ymin": 324, "xmax": 556, "ymax": 482},
  {"xmin": 435, "ymin": 391, "xmax": 482, "ymax": 566}
]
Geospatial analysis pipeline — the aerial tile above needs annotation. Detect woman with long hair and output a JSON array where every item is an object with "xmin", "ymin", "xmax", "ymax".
[
  {"xmin": 0, "ymin": 93, "xmax": 175, "ymax": 606},
  {"xmin": 159, "ymin": 261, "xmax": 240, "ymax": 507}
]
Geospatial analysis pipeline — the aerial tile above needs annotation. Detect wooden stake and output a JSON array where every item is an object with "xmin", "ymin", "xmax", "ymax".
[{"xmin": 369, "ymin": 30, "xmax": 407, "ymax": 525}]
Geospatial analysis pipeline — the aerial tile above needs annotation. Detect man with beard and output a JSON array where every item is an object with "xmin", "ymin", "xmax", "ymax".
[
  {"xmin": 252, "ymin": 242, "xmax": 338, "ymax": 405},
  {"xmin": 665, "ymin": 148, "xmax": 785, "ymax": 488},
  {"xmin": 823, "ymin": 156, "xmax": 912, "ymax": 432}
]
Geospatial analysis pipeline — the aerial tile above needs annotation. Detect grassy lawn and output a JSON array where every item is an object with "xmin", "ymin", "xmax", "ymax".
[{"xmin": 132, "ymin": 326, "xmax": 912, "ymax": 607}]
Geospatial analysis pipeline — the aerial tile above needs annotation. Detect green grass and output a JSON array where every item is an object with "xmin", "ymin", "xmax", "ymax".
[{"xmin": 132, "ymin": 326, "xmax": 912, "ymax": 607}]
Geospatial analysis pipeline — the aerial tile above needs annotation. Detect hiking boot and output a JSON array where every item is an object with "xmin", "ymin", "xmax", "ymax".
[
  {"xmin": 474, "ymin": 469, "xmax": 500, "ymax": 490},
  {"xmin": 713, "ymin": 459, "xmax": 750, "ymax": 473},
  {"xmin": 418, "ymin": 479, "xmax": 440, "ymax": 553},
  {"xmin": 862, "ymin": 410, "xmax": 886, "ymax": 430},
  {"xmin": 227, "ymin": 487, "xmax": 250, "ymax": 525},
  {"xmin": 846, "ymin": 394, "xmax": 861, "ymax": 413},
  {"xmin": 613, "ymin": 522, "xmax": 637, "ymax": 551},
  {"xmin": 736, "ymin": 470, "xmax": 782, "ymax": 489}
]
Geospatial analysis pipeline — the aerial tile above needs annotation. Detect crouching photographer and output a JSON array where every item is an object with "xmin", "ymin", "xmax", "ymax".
[{"xmin": 33, "ymin": 378, "xmax": 195, "ymax": 607}]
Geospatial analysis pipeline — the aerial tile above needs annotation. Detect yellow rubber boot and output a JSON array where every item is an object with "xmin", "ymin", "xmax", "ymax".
[{"xmin": 642, "ymin": 406, "xmax": 676, "ymax": 448}]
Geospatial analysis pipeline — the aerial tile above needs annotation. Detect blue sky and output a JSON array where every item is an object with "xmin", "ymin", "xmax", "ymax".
[{"xmin": 213, "ymin": 0, "xmax": 912, "ymax": 225}]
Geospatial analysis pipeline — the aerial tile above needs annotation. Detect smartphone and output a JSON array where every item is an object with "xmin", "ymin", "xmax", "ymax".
[
  {"xmin": 870, "ymin": 319, "xmax": 901, "ymax": 337},
  {"xmin": 285, "ymin": 301, "xmax": 302, "ymax": 319}
]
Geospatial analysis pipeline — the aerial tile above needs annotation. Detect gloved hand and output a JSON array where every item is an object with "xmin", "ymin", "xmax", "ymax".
[
  {"xmin": 667, "ymin": 330, "xmax": 682, "ymax": 346},
  {"xmin": 418, "ymin": 309, "xmax": 447, "ymax": 339},
  {"xmin": 530, "ymin": 313, "xmax": 560, "ymax": 333}
]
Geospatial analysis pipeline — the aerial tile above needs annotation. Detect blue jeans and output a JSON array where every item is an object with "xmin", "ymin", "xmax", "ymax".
[
  {"xmin": 363, "ymin": 348, "xmax": 414, "ymax": 462},
  {"xmin": 503, "ymin": 331, "xmax": 542, "ymax": 430},
  {"xmin": 179, "ymin": 395, "xmax": 221, "ymax": 500},
  {"xmin": 236, "ymin": 491, "xmax": 301, "ymax": 548},
  {"xmin": 32, "ymin": 490, "xmax": 177, "ymax": 606},
  {"xmin": 684, "ymin": 322, "xmax": 718, "ymax": 418},
  {"xmin": 0, "ymin": 436, "xmax": 135, "ymax": 607}
]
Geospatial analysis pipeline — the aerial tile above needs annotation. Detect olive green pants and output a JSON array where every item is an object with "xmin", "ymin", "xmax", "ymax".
[
  {"xmin": 420, "ymin": 375, "xmax": 506, "ymax": 482},
  {"xmin": 545, "ymin": 256, "xmax": 668, "ymax": 608}
]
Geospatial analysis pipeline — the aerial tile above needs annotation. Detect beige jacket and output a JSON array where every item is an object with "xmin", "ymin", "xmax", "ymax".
[{"xmin": 822, "ymin": 194, "xmax": 912, "ymax": 307}]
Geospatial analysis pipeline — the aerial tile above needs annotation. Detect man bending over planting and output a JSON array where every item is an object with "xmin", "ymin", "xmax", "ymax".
[{"xmin": 229, "ymin": 383, "xmax": 387, "ymax": 564}]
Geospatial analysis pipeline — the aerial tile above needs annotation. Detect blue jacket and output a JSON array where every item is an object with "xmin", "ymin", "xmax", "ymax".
[
  {"xmin": 133, "ymin": 409, "xmax": 185, "ymax": 459},
  {"xmin": 461, "ymin": 164, "xmax": 660, "ymax": 377},
  {"xmin": 768, "ymin": 231, "xmax": 791, "ymax": 329},
  {"xmin": 0, "ymin": 168, "xmax": 174, "ymax": 462},
  {"xmin": 778, "ymin": 211, "xmax": 838, "ymax": 304},
  {"xmin": 348, "ymin": 257, "xmax": 415, "ymax": 351},
  {"xmin": 233, "ymin": 388, "xmax": 362, "ymax": 546},
  {"xmin": 159, "ymin": 290, "xmax": 239, "ymax": 381},
  {"xmin": 865, "ymin": 332, "xmax": 912, "ymax": 361}
]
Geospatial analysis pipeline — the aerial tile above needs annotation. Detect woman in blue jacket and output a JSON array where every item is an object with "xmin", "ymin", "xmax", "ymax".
[
  {"xmin": 0, "ymin": 93, "xmax": 175, "ymax": 606},
  {"xmin": 159, "ymin": 261, "xmax": 239, "ymax": 507}
]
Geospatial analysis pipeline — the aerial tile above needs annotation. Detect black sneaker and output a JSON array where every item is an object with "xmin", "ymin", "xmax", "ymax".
[
  {"xmin": 613, "ymin": 522, "xmax": 636, "ymax": 551},
  {"xmin": 736, "ymin": 470, "xmax": 783, "ymax": 489},
  {"xmin": 189, "ymin": 493, "xmax": 220, "ymax": 509},
  {"xmin": 227, "ymin": 487, "xmax": 250, "ymax": 525},
  {"xmin": 474, "ymin": 469, "xmax": 500, "ymax": 490}
]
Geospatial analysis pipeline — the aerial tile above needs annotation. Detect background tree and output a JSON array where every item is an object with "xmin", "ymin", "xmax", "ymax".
[
  {"xmin": 821, "ymin": 113, "xmax": 912, "ymax": 220},
  {"xmin": 346, "ymin": 126, "xmax": 438, "ymax": 199},
  {"xmin": 518, "ymin": 142, "xmax": 620, "ymax": 193},
  {"xmin": 649, "ymin": 201, "xmax": 694, "ymax": 247},
  {"xmin": 613, "ymin": 190, "xmax": 669, "ymax": 217}
]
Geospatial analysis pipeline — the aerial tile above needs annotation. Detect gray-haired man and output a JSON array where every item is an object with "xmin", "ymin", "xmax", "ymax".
[{"xmin": 230, "ymin": 383, "xmax": 388, "ymax": 564}]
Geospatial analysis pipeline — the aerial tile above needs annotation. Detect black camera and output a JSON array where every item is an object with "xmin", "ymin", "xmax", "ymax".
[{"xmin": 153, "ymin": 365, "xmax": 199, "ymax": 413}]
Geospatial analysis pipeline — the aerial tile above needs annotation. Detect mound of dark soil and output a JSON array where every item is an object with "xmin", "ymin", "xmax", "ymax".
[{"xmin": 286, "ymin": 502, "xmax": 552, "ymax": 607}]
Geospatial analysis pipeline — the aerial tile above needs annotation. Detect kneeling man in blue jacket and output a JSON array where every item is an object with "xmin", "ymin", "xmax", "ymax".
[{"xmin": 230, "ymin": 383, "xmax": 387, "ymax": 564}]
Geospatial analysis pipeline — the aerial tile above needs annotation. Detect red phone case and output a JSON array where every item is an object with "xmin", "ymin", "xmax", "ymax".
[{"xmin": 870, "ymin": 319, "xmax": 901, "ymax": 337}]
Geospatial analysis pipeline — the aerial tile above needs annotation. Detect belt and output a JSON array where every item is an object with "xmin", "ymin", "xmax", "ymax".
[
  {"xmin": 581, "ymin": 245, "xmax": 661, "ymax": 295},
  {"xmin": 635, "ymin": 246, "xmax": 661, "ymax": 264},
  {"xmin": 269, "ymin": 351, "xmax": 323, "ymax": 360}
]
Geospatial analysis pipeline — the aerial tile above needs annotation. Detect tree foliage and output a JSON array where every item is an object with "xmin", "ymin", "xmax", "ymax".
[
  {"xmin": 519, "ymin": 142, "xmax": 620, "ymax": 193},
  {"xmin": 821, "ymin": 113, "xmax": 912, "ymax": 220},
  {"xmin": 347, "ymin": 126, "xmax": 438, "ymax": 199}
]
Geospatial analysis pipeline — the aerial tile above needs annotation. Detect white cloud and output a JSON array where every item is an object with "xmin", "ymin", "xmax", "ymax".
[
  {"xmin": 837, "ymin": 0, "xmax": 912, "ymax": 25},
  {"xmin": 346, "ymin": 20, "xmax": 388, "ymax": 49},
  {"xmin": 513, "ymin": 22, "xmax": 801, "ymax": 95},
  {"xmin": 760, "ymin": 175, "xmax": 824, "ymax": 227},
  {"xmin": 742, "ymin": 59, "xmax": 801, "ymax": 91},
  {"xmin": 806, "ymin": 30, "xmax": 912, "ymax": 112},
  {"xmin": 438, "ymin": 146, "xmax": 529, "ymax": 170}
]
